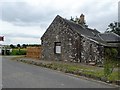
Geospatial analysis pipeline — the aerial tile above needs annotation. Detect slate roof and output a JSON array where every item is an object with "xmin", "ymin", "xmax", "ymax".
[
  {"xmin": 63, "ymin": 17, "xmax": 100, "ymax": 39},
  {"xmin": 57, "ymin": 15, "xmax": 120, "ymax": 47},
  {"xmin": 99, "ymin": 32, "xmax": 120, "ymax": 42},
  {"xmin": 42, "ymin": 15, "xmax": 120, "ymax": 47}
]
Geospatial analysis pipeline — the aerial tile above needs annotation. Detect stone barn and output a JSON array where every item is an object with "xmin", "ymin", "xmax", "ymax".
[{"xmin": 41, "ymin": 14, "xmax": 120, "ymax": 65}]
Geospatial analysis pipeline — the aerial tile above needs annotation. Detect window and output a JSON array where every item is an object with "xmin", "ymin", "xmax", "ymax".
[{"xmin": 54, "ymin": 42, "xmax": 61, "ymax": 54}]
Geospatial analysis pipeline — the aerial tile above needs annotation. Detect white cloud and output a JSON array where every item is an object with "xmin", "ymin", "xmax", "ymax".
[
  {"xmin": 0, "ymin": 0, "xmax": 119, "ymax": 45},
  {"xmin": 0, "ymin": 20, "xmax": 46, "ymax": 45}
]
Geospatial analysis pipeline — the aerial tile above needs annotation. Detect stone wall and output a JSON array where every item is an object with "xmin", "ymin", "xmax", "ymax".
[
  {"xmin": 41, "ymin": 16, "xmax": 104, "ymax": 64},
  {"xmin": 81, "ymin": 36, "xmax": 104, "ymax": 64},
  {"xmin": 41, "ymin": 16, "xmax": 82, "ymax": 62}
]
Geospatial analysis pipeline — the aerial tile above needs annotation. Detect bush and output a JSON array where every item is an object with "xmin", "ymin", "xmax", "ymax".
[
  {"xmin": 103, "ymin": 48, "xmax": 118, "ymax": 79},
  {"xmin": 10, "ymin": 49, "xmax": 26, "ymax": 55},
  {"xmin": 103, "ymin": 59, "xmax": 114, "ymax": 79},
  {"xmin": 110, "ymin": 48, "xmax": 118, "ymax": 58}
]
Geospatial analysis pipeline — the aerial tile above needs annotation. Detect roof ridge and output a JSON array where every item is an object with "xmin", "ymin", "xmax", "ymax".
[{"xmin": 111, "ymin": 32, "xmax": 120, "ymax": 37}]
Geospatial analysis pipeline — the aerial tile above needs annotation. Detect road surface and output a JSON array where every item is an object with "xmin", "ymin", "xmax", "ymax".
[{"xmin": 2, "ymin": 56, "xmax": 117, "ymax": 88}]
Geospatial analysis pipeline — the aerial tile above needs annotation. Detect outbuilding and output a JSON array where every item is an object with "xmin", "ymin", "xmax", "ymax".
[{"xmin": 41, "ymin": 15, "xmax": 120, "ymax": 65}]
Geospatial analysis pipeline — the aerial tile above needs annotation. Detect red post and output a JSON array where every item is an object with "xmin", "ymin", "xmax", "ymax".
[{"xmin": 0, "ymin": 36, "xmax": 4, "ymax": 41}]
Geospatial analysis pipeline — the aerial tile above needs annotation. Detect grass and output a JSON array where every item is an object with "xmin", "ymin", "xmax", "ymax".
[
  {"xmin": 108, "ymin": 71, "xmax": 120, "ymax": 81},
  {"xmin": 45, "ymin": 62, "xmax": 119, "ymax": 82}
]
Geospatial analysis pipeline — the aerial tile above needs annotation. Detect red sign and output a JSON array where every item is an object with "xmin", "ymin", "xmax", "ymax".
[{"xmin": 0, "ymin": 36, "xmax": 4, "ymax": 41}]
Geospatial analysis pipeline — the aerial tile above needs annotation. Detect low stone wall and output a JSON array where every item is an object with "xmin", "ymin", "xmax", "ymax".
[{"xmin": 26, "ymin": 46, "xmax": 41, "ymax": 59}]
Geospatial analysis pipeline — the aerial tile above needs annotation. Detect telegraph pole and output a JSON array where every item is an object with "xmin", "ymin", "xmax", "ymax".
[{"xmin": 118, "ymin": 1, "xmax": 120, "ymax": 24}]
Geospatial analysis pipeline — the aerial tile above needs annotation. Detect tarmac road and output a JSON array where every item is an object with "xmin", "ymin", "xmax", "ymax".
[{"xmin": 2, "ymin": 56, "xmax": 117, "ymax": 88}]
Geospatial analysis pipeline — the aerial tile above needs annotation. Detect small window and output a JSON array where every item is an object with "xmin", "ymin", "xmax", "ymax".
[{"xmin": 54, "ymin": 42, "xmax": 61, "ymax": 54}]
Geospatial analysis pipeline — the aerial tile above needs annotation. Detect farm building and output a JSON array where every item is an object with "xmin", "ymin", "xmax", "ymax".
[
  {"xmin": 0, "ymin": 45, "xmax": 12, "ymax": 55},
  {"xmin": 41, "ymin": 14, "xmax": 120, "ymax": 65}
]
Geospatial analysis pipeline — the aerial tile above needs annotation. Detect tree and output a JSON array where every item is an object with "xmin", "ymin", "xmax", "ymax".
[
  {"xmin": 10, "ymin": 44, "xmax": 15, "ymax": 48},
  {"xmin": 22, "ymin": 44, "xmax": 27, "ymax": 48},
  {"xmin": 70, "ymin": 14, "xmax": 88, "ymax": 27},
  {"xmin": 70, "ymin": 16, "xmax": 74, "ymax": 22},
  {"xmin": 17, "ymin": 44, "xmax": 21, "ymax": 48},
  {"xmin": 106, "ymin": 22, "xmax": 120, "ymax": 36}
]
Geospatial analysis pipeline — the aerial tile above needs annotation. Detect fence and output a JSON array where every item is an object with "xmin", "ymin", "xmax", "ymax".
[{"xmin": 26, "ymin": 46, "xmax": 42, "ymax": 59}]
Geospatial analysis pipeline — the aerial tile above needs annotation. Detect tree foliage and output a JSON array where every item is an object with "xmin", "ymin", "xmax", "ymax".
[
  {"xmin": 106, "ymin": 22, "xmax": 120, "ymax": 36},
  {"xmin": 70, "ymin": 16, "xmax": 88, "ymax": 27},
  {"xmin": 17, "ymin": 44, "xmax": 21, "ymax": 48},
  {"xmin": 10, "ymin": 44, "xmax": 15, "ymax": 48},
  {"xmin": 22, "ymin": 44, "xmax": 27, "ymax": 48},
  {"xmin": 9, "ymin": 44, "xmax": 41, "ymax": 49}
]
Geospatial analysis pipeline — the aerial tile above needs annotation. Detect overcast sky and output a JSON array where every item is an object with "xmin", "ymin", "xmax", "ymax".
[{"xmin": 0, "ymin": 0, "xmax": 119, "ymax": 45}]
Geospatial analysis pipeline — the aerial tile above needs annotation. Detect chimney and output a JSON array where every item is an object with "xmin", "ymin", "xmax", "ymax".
[{"xmin": 79, "ymin": 14, "xmax": 85, "ymax": 25}]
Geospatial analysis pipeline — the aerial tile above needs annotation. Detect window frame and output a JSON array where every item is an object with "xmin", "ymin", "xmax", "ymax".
[{"xmin": 54, "ymin": 42, "xmax": 61, "ymax": 54}]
